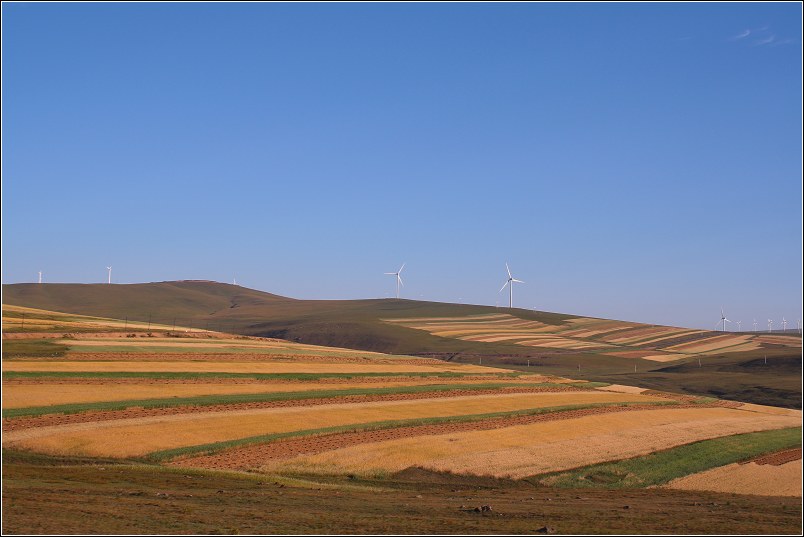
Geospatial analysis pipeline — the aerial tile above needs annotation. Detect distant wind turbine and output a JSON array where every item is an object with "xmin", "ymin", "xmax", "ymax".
[
  {"xmin": 38, "ymin": 271, "xmax": 42, "ymax": 284},
  {"xmin": 106, "ymin": 266, "xmax": 112, "ymax": 284},
  {"xmin": 753, "ymin": 319, "xmax": 758, "ymax": 332},
  {"xmin": 715, "ymin": 307, "xmax": 732, "ymax": 331},
  {"xmin": 499, "ymin": 263, "xmax": 524, "ymax": 309},
  {"xmin": 735, "ymin": 320, "xmax": 742, "ymax": 331},
  {"xmin": 384, "ymin": 263, "xmax": 405, "ymax": 299},
  {"xmin": 782, "ymin": 318, "xmax": 788, "ymax": 332},
  {"xmin": 768, "ymin": 319, "xmax": 773, "ymax": 332},
  {"xmin": 233, "ymin": 277, "xmax": 237, "ymax": 286}
]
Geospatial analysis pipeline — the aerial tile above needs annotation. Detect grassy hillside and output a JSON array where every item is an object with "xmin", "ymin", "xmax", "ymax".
[{"xmin": 2, "ymin": 281, "xmax": 574, "ymax": 355}]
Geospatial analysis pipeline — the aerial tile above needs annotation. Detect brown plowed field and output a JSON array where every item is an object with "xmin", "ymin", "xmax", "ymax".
[
  {"xmin": 742, "ymin": 448, "xmax": 802, "ymax": 466},
  {"xmin": 171, "ymin": 402, "xmax": 723, "ymax": 471},
  {"xmin": 3, "ymin": 386, "xmax": 585, "ymax": 432}
]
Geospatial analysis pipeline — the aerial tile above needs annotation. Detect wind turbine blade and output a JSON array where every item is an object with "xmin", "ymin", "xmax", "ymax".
[
  {"xmin": 398, "ymin": 263, "xmax": 405, "ymax": 274},
  {"xmin": 384, "ymin": 272, "xmax": 396, "ymax": 275},
  {"xmin": 499, "ymin": 281, "xmax": 510, "ymax": 293},
  {"xmin": 512, "ymin": 279, "xmax": 524, "ymax": 283},
  {"xmin": 506, "ymin": 263, "xmax": 512, "ymax": 279},
  {"xmin": 398, "ymin": 275, "xmax": 404, "ymax": 286}
]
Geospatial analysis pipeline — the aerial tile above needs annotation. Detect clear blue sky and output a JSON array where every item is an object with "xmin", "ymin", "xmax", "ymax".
[{"xmin": 2, "ymin": 3, "xmax": 801, "ymax": 330}]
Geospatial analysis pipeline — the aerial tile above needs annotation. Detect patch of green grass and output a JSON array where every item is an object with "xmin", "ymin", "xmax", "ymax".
[
  {"xmin": 1, "ymin": 339, "xmax": 70, "ymax": 358},
  {"xmin": 531, "ymin": 426, "xmax": 802, "ymax": 489},
  {"xmin": 1, "ymin": 370, "xmax": 524, "ymax": 381},
  {"xmin": 567, "ymin": 381, "xmax": 611, "ymax": 389},
  {"xmin": 146, "ymin": 400, "xmax": 678, "ymax": 461},
  {"xmin": 2, "ymin": 382, "xmax": 566, "ymax": 419}
]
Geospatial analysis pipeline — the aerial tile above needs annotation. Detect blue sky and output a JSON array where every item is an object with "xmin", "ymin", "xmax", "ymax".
[{"xmin": 2, "ymin": 3, "xmax": 801, "ymax": 330}]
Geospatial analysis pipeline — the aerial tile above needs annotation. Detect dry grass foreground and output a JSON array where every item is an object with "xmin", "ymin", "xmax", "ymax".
[
  {"xmin": 262, "ymin": 406, "xmax": 801, "ymax": 479},
  {"xmin": 1, "ymin": 391, "xmax": 663, "ymax": 457}
]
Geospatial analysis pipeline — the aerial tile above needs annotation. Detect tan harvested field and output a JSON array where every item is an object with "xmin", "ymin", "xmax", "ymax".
[
  {"xmin": 264, "ymin": 407, "xmax": 801, "ymax": 479},
  {"xmin": 3, "ymin": 360, "xmax": 502, "ymax": 374},
  {"xmin": 58, "ymin": 339, "xmax": 286, "ymax": 349},
  {"xmin": 665, "ymin": 459, "xmax": 802, "ymax": 497},
  {"xmin": 2, "ymin": 391, "xmax": 666, "ymax": 457},
  {"xmin": 664, "ymin": 334, "xmax": 749, "ymax": 353},
  {"xmin": 603, "ymin": 327, "xmax": 690, "ymax": 344},
  {"xmin": 0, "ymin": 377, "xmax": 551, "ymax": 408},
  {"xmin": 640, "ymin": 354, "xmax": 690, "ymax": 363},
  {"xmin": 596, "ymin": 384, "xmax": 647, "ymax": 394}
]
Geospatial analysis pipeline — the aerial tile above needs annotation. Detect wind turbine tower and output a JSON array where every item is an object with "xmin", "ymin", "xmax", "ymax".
[
  {"xmin": 38, "ymin": 271, "xmax": 42, "ymax": 284},
  {"xmin": 768, "ymin": 319, "xmax": 773, "ymax": 332},
  {"xmin": 753, "ymin": 319, "xmax": 758, "ymax": 332},
  {"xmin": 716, "ymin": 307, "xmax": 732, "ymax": 331},
  {"xmin": 782, "ymin": 318, "xmax": 788, "ymax": 332},
  {"xmin": 107, "ymin": 266, "xmax": 112, "ymax": 284},
  {"xmin": 384, "ymin": 263, "xmax": 405, "ymax": 299},
  {"xmin": 499, "ymin": 263, "xmax": 524, "ymax": 309}
]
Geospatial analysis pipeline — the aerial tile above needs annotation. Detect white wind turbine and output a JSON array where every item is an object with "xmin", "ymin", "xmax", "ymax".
[
  {"xmin": 384, "ymin": 263, "xmax": 405, "ymax": 299},
  {"xmin": 753, "ymin": 319, "xmax": 758, "ymax": 332},
  {"xmin": 106, "ymin": 266, "xmax": 112, "ymax": 284},
  {"xmin": 735, "ymin": 320, "xmax": 742, "ymax": 331},
  {"xmin": 782, "ymin": 318, "xmax": 788, "ymax": 332},
  {"xmin": 38, "ymin": 271, "xmax": 42, "ymax": 284},
  {"xmin": 499, "ymin": 263, "xmax": 524, "ymax": 309},
  {"xmin": 768, "ymin": 318, "xmax": 773, "ymax": 332},
  {"xmin": 716, "ymin": 307, "xmax": 732, "ymax": 331}
]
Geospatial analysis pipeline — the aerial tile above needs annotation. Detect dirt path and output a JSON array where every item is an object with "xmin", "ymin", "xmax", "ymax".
[
  {"xmin": 2, "ymin": 386, "xmax": 584, "ymax": 432},
  {"xmin": 742, "ymin": 447, "xmax": 802, "ymax": 466},
  {"xmin": 170, "ymin": 402, "xmax": 739, "ymax": 471}
]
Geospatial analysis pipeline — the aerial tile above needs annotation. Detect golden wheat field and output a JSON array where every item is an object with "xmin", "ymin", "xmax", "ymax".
[
  {"xmin": 1, "ymin": 376, "xmax": 555, "ymax": 408},
  {"xmin": 4, "ymin": 391, "xmax": 664, "ymax": 457},
  {"xmin": 264, "ymin": 407, "xmax": 801, "ymax": 478},
  {"xmin": 665, "ymin": 460, "xmax": 802, "ymax": 496},
  {"xmin": 3, "ymin": 360, "xmax": 500, "ymax": 374}
]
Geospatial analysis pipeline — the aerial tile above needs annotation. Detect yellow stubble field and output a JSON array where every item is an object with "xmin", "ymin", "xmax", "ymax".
[
  {"xmin": 3, "ymin": 391, "xmax": 667, "ymax": 458},
  {"xmin": 262, "ymin": 406, "xmax": 801, "ymax": 479}
]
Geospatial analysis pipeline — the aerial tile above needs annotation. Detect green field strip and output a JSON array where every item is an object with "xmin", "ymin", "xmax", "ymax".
[
  {"xmin": 567, "ymin": 381, "xmax": 611, "ymax": 389},
  {"xmin": 2, "ymin": 382, "xmax": 569, "ymax": 419},
  {"xmin": 146, "ymin": 400, "xmax": 679, "ymax": 462},
  {"xmin": 529, "ymin": 426, "xmax": 802, "ymax": 489},
  {"xmin": 2, "ymin": 370, "xmax": 526, "ymax": 381}
]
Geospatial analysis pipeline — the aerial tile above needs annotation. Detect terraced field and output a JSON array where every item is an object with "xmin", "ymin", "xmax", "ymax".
[
  {"xmin": 384, "ymin": 313, "xmax": 801, "ymax": 362},
  {"xmin": 2, "ymin": 305, "xmax": 801, "ymax": 533}
]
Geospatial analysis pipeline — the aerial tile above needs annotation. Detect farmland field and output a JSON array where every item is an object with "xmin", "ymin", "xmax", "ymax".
[{"xmin": 2, "ymin": 302, "xmax": 801, "ymax": 534}]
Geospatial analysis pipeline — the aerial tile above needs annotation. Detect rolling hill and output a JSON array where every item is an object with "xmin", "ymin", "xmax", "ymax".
[{"xmin": 3, "ymin": 281, "xmax": 801, "ymax": 407}]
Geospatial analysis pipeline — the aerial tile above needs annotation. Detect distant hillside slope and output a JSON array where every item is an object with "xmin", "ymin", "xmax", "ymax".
[{"xmin": 1, "ymin": 281, "xmax": 572, "ymax": 355}]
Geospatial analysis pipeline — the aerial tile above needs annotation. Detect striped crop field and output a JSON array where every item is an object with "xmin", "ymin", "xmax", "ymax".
[
  {"xmin": 2, "ymin": 376, "xmax": 559, "ymax": 409},
  {"xmin": 255, "ymin": 407, "xmax": 800, "ymax": 480},
  {"xmin": 3, "ymin": 304, "xmax": 800, "ymax": 502},
  {"xmin": 2, "ymin": 360, "xmax": 500, "ymax": 374},
  {"xmin": 3, "ymin": 391, "xmax": 666, "ymax": 457},
  {"xmin": 383, "ymin": 313, "xmax": 801, "ymax": 360}
]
